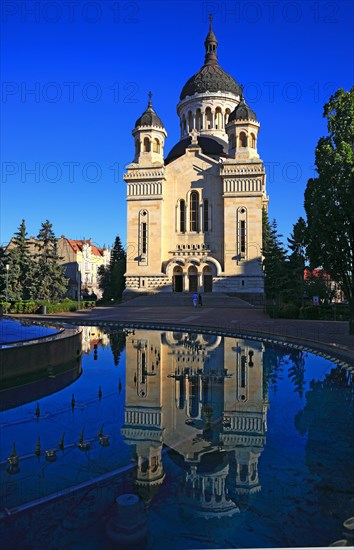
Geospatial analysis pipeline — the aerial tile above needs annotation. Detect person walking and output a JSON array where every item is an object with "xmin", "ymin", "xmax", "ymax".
[
  {"xmin": 198, "ymin": 293, "xmax": 203, "ymax": 307},
  {"xmin": 193, "ymin": 292, "xmax": 198, "ymax": 307}
]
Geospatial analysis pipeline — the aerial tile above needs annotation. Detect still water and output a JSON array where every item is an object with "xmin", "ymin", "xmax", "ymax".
[
  {"xmin": 0, "ymin": 326, "xmax": 353, "ymax": 549},
  {"xmin": 0, "ymin": 318, "xmax": 60, "ymax": 345}
]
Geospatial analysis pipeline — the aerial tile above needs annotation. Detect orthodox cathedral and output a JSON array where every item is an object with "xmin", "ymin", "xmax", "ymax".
[{"xmin": 124, "ymin": 17, "xmax": 268, "ymax": 299}]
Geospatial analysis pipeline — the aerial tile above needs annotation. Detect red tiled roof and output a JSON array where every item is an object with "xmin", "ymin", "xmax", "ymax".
[
  {"xmin": 65, "ymin": 238, "xmax": 105, "ymax": 257},
  {"xmin": 304, "ymin": 268, "xmax": 331, "ymax": 281}
]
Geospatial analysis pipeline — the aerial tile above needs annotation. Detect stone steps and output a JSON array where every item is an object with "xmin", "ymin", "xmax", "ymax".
[{"xmin": 121, "ymin": 292, "xmax": 259, "ymax": 308}]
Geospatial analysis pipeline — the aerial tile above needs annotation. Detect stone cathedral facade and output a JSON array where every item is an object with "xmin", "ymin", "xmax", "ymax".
[{"xmin": 124, "ymin": 18, "xmax": 268, "ymax": 299}]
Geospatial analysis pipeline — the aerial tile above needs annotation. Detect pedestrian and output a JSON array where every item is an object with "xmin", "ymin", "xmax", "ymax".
[
  {"xmin": 193, "ymin": 292, "xmax": 198, "ymax": 307},
  {"xmin": 198, "ymin": 293, "xmax": 203, "ymax": 307}
]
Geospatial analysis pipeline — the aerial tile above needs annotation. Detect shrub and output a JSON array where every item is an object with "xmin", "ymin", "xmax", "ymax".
[
  {"xmin": 300, "ymin": 306, "xmax": 320, "ymax": 320},
  {"xmin": 278, "ymin": 304, "xmax": 300, "ymax": 319}
]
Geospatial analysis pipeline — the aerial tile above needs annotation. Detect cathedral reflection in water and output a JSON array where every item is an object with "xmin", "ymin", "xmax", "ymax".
[{"xmin": 121, "ymin": 329, "xmax": 268, "ymax": 517}]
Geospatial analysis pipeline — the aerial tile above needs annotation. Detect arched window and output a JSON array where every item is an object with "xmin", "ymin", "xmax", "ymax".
[
  {"xmin": 143, "ymin": 137, "xmax": 151, "ymax": 152},
  {"xmin": 205, "ymin": 107, "xmax": 212, "ymax": 129},
  {"xmin": 239, "ymin": 132, "xmax": 247, "ymax": 147},
  {"xmin": 215, "ymin": 107, "xmax": 223, "ymax": 129},
  {"xmin": 250, "ymin": 133, "xmax": 256, "ymax": 148},
  {"xmin": 196, "ymin": 108, "xmax": 202, "ymax": 130},
  {"xmin": 203, "ymin": 199, "xmax": 209, "ymax": 232},
  {"xmin": 180, "ymin": 199, "xmax": 186, "ymax": 233},
  {"xmin": 135, "ymin": 139, "xmax": 140, "ymax": 156},
  {"xmin": 225, "ymin": 108, "xmax": 231, "ymax": 124},
  {"xmin": 230, "ymin": 133, "xmax": 236, "ymax": 149},
  {"xmin": 190, "ymin": 191, "xmax": 199, "ymax": 232},
  {"xmin": 188, "ymin": 111, "xmax": 193, "ymax": 132},
  {"xmin": 153, "ymin": 138, "xmax": 160, "ymax": 153},
  {"xmin": 182, "ymin": 115, "xmax": 187, "ymax": 136}
]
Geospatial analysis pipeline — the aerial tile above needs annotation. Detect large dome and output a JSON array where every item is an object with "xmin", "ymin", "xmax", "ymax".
[
  {"xmin": 180, "ymin": 64, "xmax": 241, "ymax": 100},
  {"xmin": 165, "ymin": 135, "xmax": 227, "ymax": 164}
]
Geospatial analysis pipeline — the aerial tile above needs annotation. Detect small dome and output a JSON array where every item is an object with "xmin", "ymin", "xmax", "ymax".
[
  {"xmin": 135, "ymin": 93, "xmax": 164, "ymax": 129},
  {"xmin": 228, "ymin": 97, "xmax": 257, "ymax": 123}
]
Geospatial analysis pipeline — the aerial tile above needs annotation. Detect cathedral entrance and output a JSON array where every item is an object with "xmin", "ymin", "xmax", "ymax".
[
  {"xmin": 188, "ymin": 266, "xmax": 198, "ymax": 293},
  {"xmin": 173, "ymin": 266, "xmax": 183, "ymax": 292},
  {"xmin": 203, "ymin": 266, "xmax": 213, "ymax": 293}
]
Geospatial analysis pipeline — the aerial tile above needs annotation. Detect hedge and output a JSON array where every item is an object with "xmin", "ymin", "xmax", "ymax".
[{"xmin": 0, "ymin": 300, "xmax": 96, "ymax": 314}]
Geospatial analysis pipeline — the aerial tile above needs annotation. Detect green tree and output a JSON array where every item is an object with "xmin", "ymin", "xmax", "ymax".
[
  {"xmin": 304, "ymin": 87, "xmax": 354, "ymax": 333},
  {"xmin": 0, "ymin": 220, "xmax": 37, "ymax": 301},
  {"xmin": 0, "ymin": 246, "xmax": 22, "ymax": 302},
  {"xmin": 98, "ymin": 235, "xmax": 126, "ymax": 301},
  {"xmin": 34, "ymin": 220, "xmax": 68, "ymax": 301},
  {"xmin": 287, "ymin": 217, "xmax": 308, "ymax": 305},
  {"xmin": 262, "ymin": 208, "xmax": 289, "ymax": 306}
]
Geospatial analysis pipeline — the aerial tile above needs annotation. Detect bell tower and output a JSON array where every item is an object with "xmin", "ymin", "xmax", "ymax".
[
  {"xmin": 132, "ymin": 92, "xmax": 167, "ymax": 166},
  {"xmin": 226, "ymin": 94, "xmax": 260, "ymax": 160}
]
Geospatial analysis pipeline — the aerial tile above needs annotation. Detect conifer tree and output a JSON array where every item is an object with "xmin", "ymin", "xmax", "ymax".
[
  {"xmin": 262, "ymin": 208, "xmax": 289, "ymax": 304},
  {"xmin": 287, "ymin": 217, "xmax": 308, "ymax": 305},
  {"xmin": 98, "ymin": 235, "xmax": 126, "ymax": 301},
  {"xmin": 33, "ymin": 220, "xmax": 68, "ymax": 301}
]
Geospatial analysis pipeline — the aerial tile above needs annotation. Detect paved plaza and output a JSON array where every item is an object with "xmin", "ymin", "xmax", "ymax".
[{"xmin": 14, "ymin": 293, "xmax": 354, "ymax": 363}]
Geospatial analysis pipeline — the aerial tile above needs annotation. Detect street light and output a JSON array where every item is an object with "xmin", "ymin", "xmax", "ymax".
[
  {"xmin": 77, "ymin": 265, "xmax": 81, "ymax": 311},
  {"xmin": 5, "ymin": 264, "xmax": 9, "ymax": 314}
]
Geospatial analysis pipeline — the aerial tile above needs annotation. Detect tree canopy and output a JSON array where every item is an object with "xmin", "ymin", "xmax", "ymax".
[{"xmin": 304, "ymin": 87, "xmax": 354, "ymax": 332}]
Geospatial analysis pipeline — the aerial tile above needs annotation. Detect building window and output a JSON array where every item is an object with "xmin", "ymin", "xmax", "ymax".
[
  {"xmin": 215, "ymin": 107, "xmax": 223, "ymax": 129},
  {"xmin": 180, "ymin": 199, "xmax": 186, "ymax": 233},
  {"xmin": 240, "ymin": 220, "xmax": 245, "ymax": 254},
  {"xmin": 139, "ymin": 210, "xmax": 149, "ymax": 264},
  {"xmin": 203, "ymin": 199, "xmax": 209, "ymax": 232},
  {"xmin": 196, "ymin": 108, "xmax": 202, "ymax": 130},
  {"xmin": 230, "ymin": 133, "xmax": 236, "ymax": 149},
  {"xmin": 135, "ymin": 139, "xmax": 140, "ymax": 156},
  {"xmin": 205, "ymin": 107, "xmax": 212, "ymax": 129},
  {"xmin": 250, "ymin": 133, "xmax": 256, "ymax": 148},
  {"xmin": 188, "ymin": 111, "xmax": 193, "ymax": 132},
  {"xmin": 190, "ymin": 191, "xmax": 199, "ymax": 232},
  {"xmin": 182, "ymin": 115, "xmax": 187, "ymax": 135},
  {"xmin": 153, "ymin": 138, "xmax": 160, "ymax": 153},
  {"xmin": 239, "ymin": 132, "xmax": 247, "ymax": 147},
  {"xmin": 143, "ymin": 137, "xmax": 151, "ymax": 152},
  {"xmin": 237, "ymin": 207, "xmax": 247, "ymax": 260},
  {"xmin": 142, "ymin": 223, "xmax": 147, "ymax": 254}
]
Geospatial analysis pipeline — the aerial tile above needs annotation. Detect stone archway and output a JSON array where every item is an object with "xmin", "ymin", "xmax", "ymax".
[
  {"xmin": 203, "ymin": 265, "xmax": 213, "ymax": 292},
  {"xmin": 188, "ymin": 266, "xmax": 198, "ymax": 293},
  {"xmin": 173, "ymin": 266, "xmax": 183, "ymax": 292}
]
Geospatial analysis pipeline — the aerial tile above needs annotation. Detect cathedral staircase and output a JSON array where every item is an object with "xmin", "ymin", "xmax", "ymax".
[{"xmin": 121, "ymin": 293, "xmax": 262, "ymax": 308}]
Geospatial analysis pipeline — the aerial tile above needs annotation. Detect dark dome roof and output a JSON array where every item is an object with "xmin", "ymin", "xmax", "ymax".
[
  {"xmin": 180, "ymin": 17, "xmax": 240, "ymax": 100},
  {"xmin": 165, "ymin": 135, "xmax": 227, "ymax": 164},
  {"xmin": 135, "ymin": 95, "xmax": 164, "ymax": 129},
  {"xmin": 228, "ymin": 97, "xmax": 257, "ymax": 123},
  {"xmin": 180, "ymin": 64, "xmax": 241, "ymax": 100}
]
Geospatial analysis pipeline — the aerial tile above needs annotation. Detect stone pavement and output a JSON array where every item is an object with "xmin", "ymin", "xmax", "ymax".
[{"xmin": 12, "ymin": 296, "xmax": 354, "ymax": 363}]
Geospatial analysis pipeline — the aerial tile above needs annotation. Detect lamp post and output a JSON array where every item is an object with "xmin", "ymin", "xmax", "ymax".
[
  {"xmin": 77, "ymin": 265, "xmax": 81, "ymax": 311},
  {"xmin": 5, "ymin": 264, "xmax": 9, "ymax": 314}
]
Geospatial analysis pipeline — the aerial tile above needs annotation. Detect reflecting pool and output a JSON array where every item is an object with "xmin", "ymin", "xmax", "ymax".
[
  {"xmin": 0, "ymin": 318, "xmax": 60, "ymax": 345},
  {"xmin": 0, "ymin": 326, "xmax": 353, "ymax": 549}
]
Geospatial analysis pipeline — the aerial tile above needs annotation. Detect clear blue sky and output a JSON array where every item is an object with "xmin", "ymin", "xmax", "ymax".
[{"xmin": 1, "ymin": 0, "xmax": 353, "ymax": 250}]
